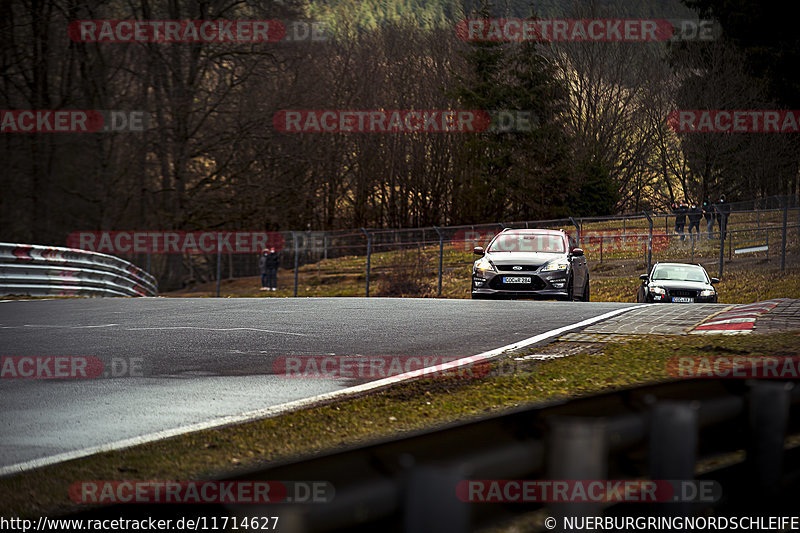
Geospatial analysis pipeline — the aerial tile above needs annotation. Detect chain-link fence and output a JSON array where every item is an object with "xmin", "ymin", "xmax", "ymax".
[{"xmin": 115, "ymin": 195, "xmax": 800, "ymax": 297}]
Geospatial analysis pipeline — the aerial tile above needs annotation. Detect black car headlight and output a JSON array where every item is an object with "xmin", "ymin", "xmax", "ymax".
[{"xmin": 699, "ymin": 289, "xmax": 715, "ymax": 297}]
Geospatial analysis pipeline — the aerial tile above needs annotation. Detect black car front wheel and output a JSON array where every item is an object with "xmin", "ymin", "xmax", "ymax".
[
  {"xmin": 582, "ymin": 279, "xmax": 590, "ymax": 302},
  {"xmin": 565, "ymin": 276, "xmax": 575, "ymax": 301}
]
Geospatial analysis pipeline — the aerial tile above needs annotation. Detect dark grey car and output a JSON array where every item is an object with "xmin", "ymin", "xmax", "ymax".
[{"xmin": 471, "ymin": 228, "xmax": 589, "ymax": 300}]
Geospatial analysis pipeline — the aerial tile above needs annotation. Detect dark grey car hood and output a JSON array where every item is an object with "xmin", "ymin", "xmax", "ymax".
[{"xmin": 485, "ymin": 252, "xmax": 564, "ymax": 267}]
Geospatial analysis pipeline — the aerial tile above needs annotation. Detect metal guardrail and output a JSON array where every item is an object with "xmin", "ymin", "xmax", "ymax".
[
  {"xmin": 0, "ymin": 243, "xmax": 157, "ymax": 297},
  {"xmin": 67, "ymin": 378, "xmax": 800, "ymax": 531}
]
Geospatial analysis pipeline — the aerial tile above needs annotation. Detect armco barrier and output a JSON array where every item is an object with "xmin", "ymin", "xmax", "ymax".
[
  {"xmin": 0, "ymin": 243, "xmax": 157, "ymax": 297},
  {"xmin": 65, "ymin": 379, "xmax": 800, "ymax": 531}
]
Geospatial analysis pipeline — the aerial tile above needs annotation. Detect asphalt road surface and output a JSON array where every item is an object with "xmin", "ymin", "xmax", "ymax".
[{"xmin": 0, "ymin": 297, "xmax": 636, "ymax": 472}]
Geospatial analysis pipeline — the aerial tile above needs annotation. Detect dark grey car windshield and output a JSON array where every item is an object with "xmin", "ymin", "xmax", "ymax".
[
  {"xmin": 652, "ymin": 266, "xmax": 707, "ymax": 283},
  {"xmin": 487, "ymin": 234, "xmax": 565, "ymax": 253}
]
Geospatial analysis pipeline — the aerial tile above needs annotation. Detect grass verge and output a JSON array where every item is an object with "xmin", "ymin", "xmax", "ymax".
[{"xmin": 2, "ymin": 331, "xmax": 799, "ymax": 517}]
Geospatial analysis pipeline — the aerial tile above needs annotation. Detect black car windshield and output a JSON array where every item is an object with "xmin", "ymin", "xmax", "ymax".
[
  {"xmin": 487, "ymin": 233, "xmax": 565, "ymax": 253},
  {"xmin": 652, "ymin": 265, "xmax": 708, "ymax": 283}
]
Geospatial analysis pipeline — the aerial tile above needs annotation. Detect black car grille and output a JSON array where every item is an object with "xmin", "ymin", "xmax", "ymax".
[
  {"xmin": 496, "ymin": 265, "xmax": 542, "ymax": 271},
  {"xmin": 489, "ymin": 275, "xmax": 546, "ymax": 290},
  {"xmin": 669, "ymin": 289, "xmax": 699, "ymax": 298}
]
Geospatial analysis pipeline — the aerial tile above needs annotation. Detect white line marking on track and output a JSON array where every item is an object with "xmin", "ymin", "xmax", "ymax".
[
  {"xmin": 0, "ymin": 305, "xmax": 645, "ymax": 477},
  {"xmin": 124, "ymin": 326, "xmax": 307, "ymax": 336},
  {"xmin": 12, "ymin": 324, "xmax": 120, "ymax": 329}
]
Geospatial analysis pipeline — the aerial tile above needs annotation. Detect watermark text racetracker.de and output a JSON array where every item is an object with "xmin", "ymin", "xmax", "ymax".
[
  {"xmin": 70, "ymin": 480, "xmax": 334, "ymax": 504},
  {"xmin": 67, "ymin": 20, "xmax": 327, "ymax": 43},
  {"xmin": 458, "ymin": 479, "xmax": 720, "ymax": 504},
  {"xmin": 273, "ymin": 109, "xmax": 537, "ymax": 133},
  {"xmin": 67, "ymin": 231, "xmax": 285, "ymax": 254},
  {"xmin": 668, "ymin": 110, "xmax": 800, "ymax": 133},
  {"xmin": 1, "ymin": 110, "xmax": 149, "ymax": 133},
  {"xmin": 456, "ymin": 18, "xmax": 719, "ymax": 42},
  {"xmin": 0, "ymin": 356, "xmax": 143, "ymax": 379},
  {"xmin": 668, "ymin": 355, "xmax": 800, "ymax": 379},
  {"xmin": 274, "ymin": 355, "xmax": 492, "ymax": 379}
]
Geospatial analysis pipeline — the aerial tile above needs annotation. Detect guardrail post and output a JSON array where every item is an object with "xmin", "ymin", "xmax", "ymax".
[
  {"xmin": 746, "ymin": 382, "xmax": 792, "ymax": 508},
  {"xmin": 404, "ymin": 464, "xmax": 469, "ymax": 533},
  {"xmin": 715, "ymin": 205, "xmax": 724, "ymax": 278},
  {"xmin": 361, "ymin": 228, "xmax": 371, "ymax": 297},
  {"xmin": 215, "ymin": 236, "xmax": 222, "ymax": 297},
  {"xmin": 781, "ymin": 200, "xmax": 788, "ymax": 272},
  {"xmin": 649, "ymin": 401, "xmax": 697, "ymax": 516},
  {"xmin": 433, "ymin": 226, "xmax": 443, "ymax": 297},
  {"xmin": 642, "ymin": 211, "xmax": 653, "ymax": 272},
  {"xmin": 569, "ymin": 217, "xmax": 580, "ymax": 248},
  {"xmin": 291, "ymin": 231, "xmax": 299, "ymax": 297},
  {"xmin": 547, "ymin": 417, "xmax": 607, "ymax": 524},
  {"xmin": 323, "ymin": 234, "xmax": 328, "ymax": 261}
]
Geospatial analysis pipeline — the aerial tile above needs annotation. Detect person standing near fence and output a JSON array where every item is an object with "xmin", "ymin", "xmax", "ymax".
[
  {"xmin": 258, "ymin": 249, "xmax": 270, "ymax": 291},
  {"xmin": 265, "ymin": 247, "xmax": 281, "ymax": 291},
  {"xmin": 688, "ymin": 202, "xmax": 702, "ymax": 240},
  {"xmin": 672, "ymin": 201, "xmax": 688, "ymax": 242},
  {"xmin": 716, "ymin": 194, "xmax": 731, "ymax": 242},
  {"xmin": 702, "ymin": 199, "xmax": 714, "ymax": 239}
]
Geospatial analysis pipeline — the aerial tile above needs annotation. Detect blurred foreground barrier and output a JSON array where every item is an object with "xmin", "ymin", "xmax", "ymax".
[
  {"xmin": 0, "ymin": 243, "xmax": 157, "ymax": 297},
  {"xmin": 68, "ymin": 379, "xmax": 800, "ymax": 531}
]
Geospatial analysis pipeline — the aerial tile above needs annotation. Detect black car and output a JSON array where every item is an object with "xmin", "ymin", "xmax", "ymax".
[
  {"xmin": 636, "ymin": 262, "xmax": 719, "ymax": 303},
  {"xmin": 471, "ymin": 228, "xmax": 589, "ymax": 301}
]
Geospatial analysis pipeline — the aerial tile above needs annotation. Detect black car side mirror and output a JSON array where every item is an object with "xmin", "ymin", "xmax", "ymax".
[
  {"xmin": 473, "ymin": 246, "xmax": 485, "ymax": 256},
  {"xmin": 570, "ymin": 248, "xmax": 584, "ymax": 257},
  {"xmin": 639, "ymin": 274, "xmax": 649, "ymax": 281},
  {"xmin": 710, "ymin": 277, "xmax": 719, "ymax": 284}
]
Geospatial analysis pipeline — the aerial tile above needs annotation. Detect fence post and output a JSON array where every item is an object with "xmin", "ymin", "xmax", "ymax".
[
  {"xmin": 215, "ymin": 236, "xmax": 222, "ymax": 297},
  {"xmin": 781, "ymin": 200, "xmax": 788, "ymax": 272},
  {"xmin": 361, "ymin": 228, "xmax": 371, "ymax": 297},
  {"xmin": 291, "ymin": 231, "xmax": 299, "ymax": 297},
  {"xmin": 569, "ymin": 217, "xmax": 580, "ymax": 249},
  {"xmin": 433, "ymin": 226, "xmax": 443, "ymax": 297},
  {"xmin": 715, "ymin": 205, "xmax": 724, "ymax": 278},
  {"xmin": 642, "ymin": 211, "xmax": 653, "ymax": 272}
]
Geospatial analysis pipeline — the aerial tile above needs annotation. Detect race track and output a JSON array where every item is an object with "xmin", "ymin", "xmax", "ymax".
[{"xmin": 0, "ymin": 297, "xmax": 637, "ymax": 473}]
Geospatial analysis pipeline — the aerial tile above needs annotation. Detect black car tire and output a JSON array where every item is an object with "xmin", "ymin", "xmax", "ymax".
[
  {"xmin": 582, "ymin": 279, "xmax": 590, "ymax": 302},
  {"xmin": 565, "ymin": 275, "xmax": 574, "ymax": 301}
]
